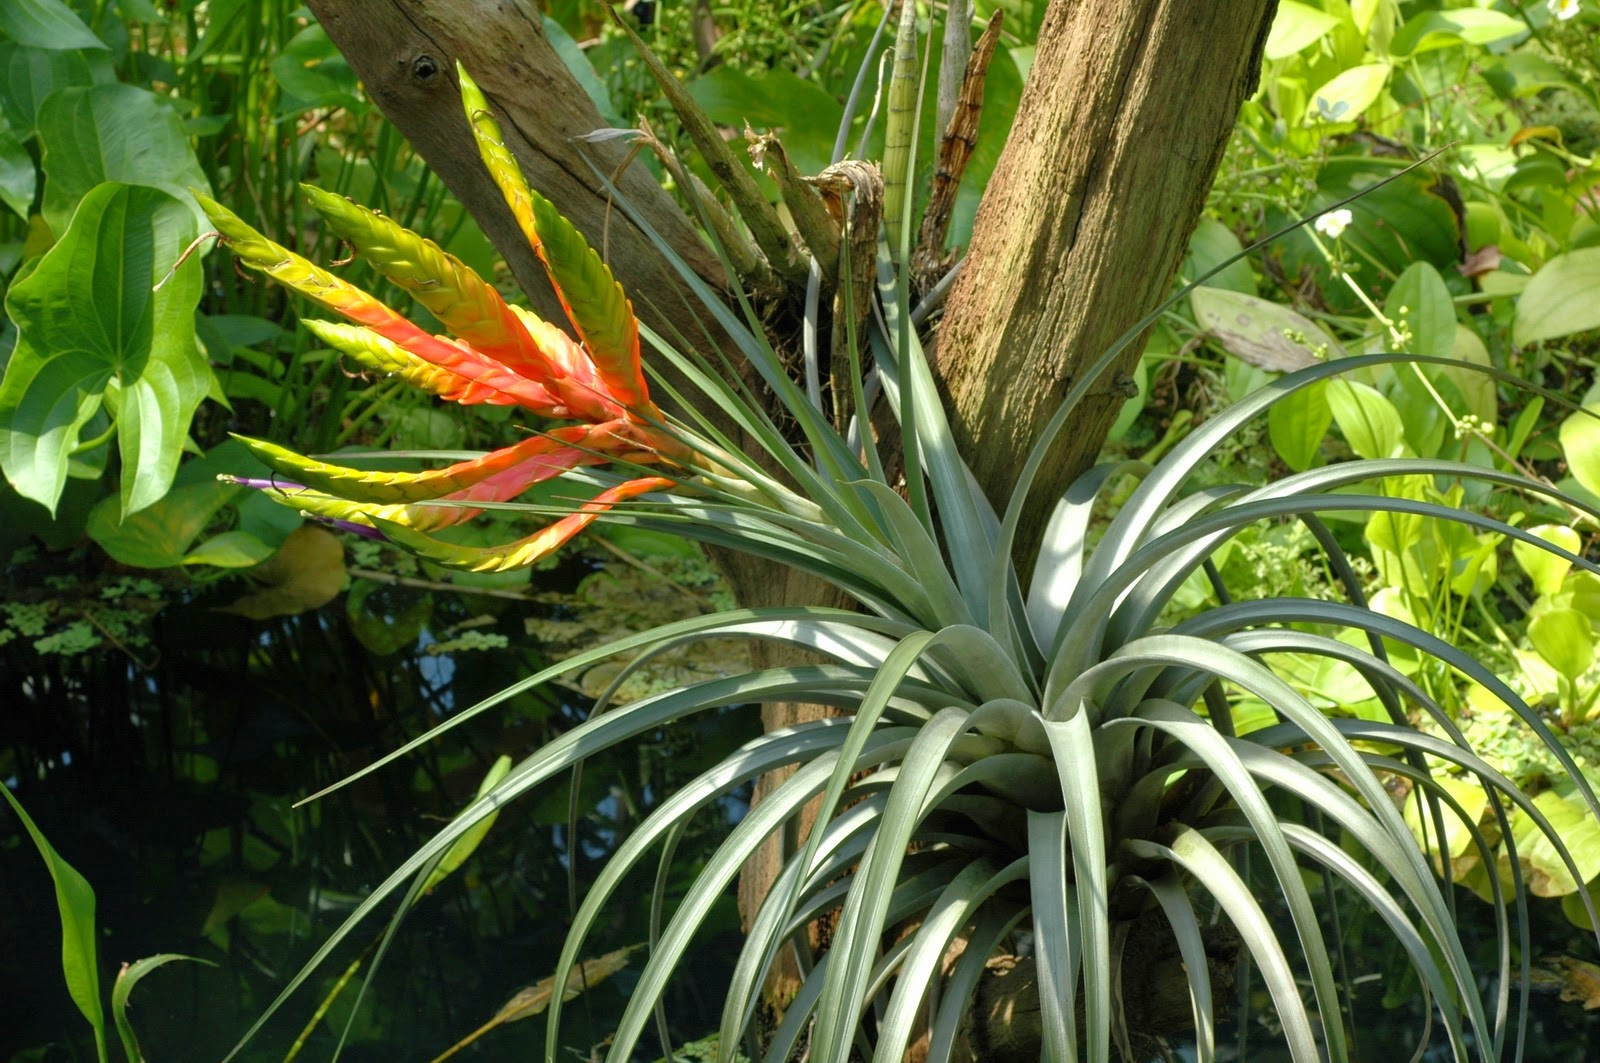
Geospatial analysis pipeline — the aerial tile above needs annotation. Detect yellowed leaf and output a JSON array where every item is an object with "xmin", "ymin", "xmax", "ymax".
[
  {"xmin": 1541, "ymin": 956, "xmax": 1600, "ymax": 1010},
  {"xmin": 218, "ymin": 526, "xmax": 346, "ymax": 619}
]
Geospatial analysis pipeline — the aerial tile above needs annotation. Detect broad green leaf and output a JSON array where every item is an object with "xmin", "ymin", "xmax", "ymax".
[
  {"xmin": 1529, "ymin": 607, "xmax": 1594, "ymax": 681},
  {"xmin": 1516, "ymin": 248, "xmax": 1600, "ymax": 346},
  {"xmin": 1517, "ymin": 789, "xmax": 1600, "ymax": 896},
  {"xmin": 1306, "ymin": 63, "xmax": 1391, "ymax": 123},
  {"xmin": 36, "ymin": 83, "xmax": 211, "ymax": 236},
  {"xmin": 1514, "ymin": 524, "xmax": 1582, "ymax": 597},
  {"xmin": 112, "ymin": 954, "xmax": 213, "ymax": 1063},
  {"xmin": 87, "ymin": 481, "xmax": 237, "ymax": 567},
  {"xmin": 688, "ymin": 65, "xmax": 844, "ymax": 179},
  {"xmin": 0, "ymin": 120, "xmax": 34, "ymax": 219},
  {"xmin": 183, "ymin": 529, "xmax": 274, "ymax": 568},
  {"xmin": 1391, "ymin": 9, "xmax": 1527, "ymax": 56},
  {"xmin": 1267, "ymin": 377, "xmax": 1330, "ymax": 472},
  {"xmin": 1386, "ymin": 261, "xmax": 1455, "ymax": 361},
  {"xmin": 0, "ymin": 43, "xmax": 113, "ymax": 138},
  {"xmin": 1181, "ymin": 218, "xmax": 1256, "ymax": 295},
  {"xmin": 422, "ymin": 754, "xmax": 513, "ymax": 895},
  {"xmin": 219, "ymin": 525, "xmax": 346, "ymax": 619},
  {"xmin": 1402, "ymin": 773, "xmax": 1488, "ymax": 867},
  {"xmin": 269, "ymin": 23, "xmax": 366, "ymax": 118},
  {"xmin": 1351, "ymin": 0, "xmax": 1382, "ymax": 35},
  {"xmin": 1560, "ymin": 404, "xmax": 1600, "ymax": 498},
  {"xmin": 0, "ymin": 783, "xmax": 107, "ymax": 1063},
  {"xmin": 0, "ymin": 183, "xmax": 206, "ymax": 515},
  {"xmin": 0, "ymin": 344, "xmax": 107, "ymax": 512},
  {"xmin": 0, "ymin": 0, "xmax": 104, "ymax": 51},
  {"xmin": 1190, "ymin": 286, "xmax": 1339, "ymax": 372},
  {"xmin": 1327, "ymin": 378, "xmax": 1405, "ymax": 459},
  {"xmin": 1444, "ymin": 324, "xmax": 1495, "ymax": 424},
  {"xmin": 1265, "ymin": 1, "xmax": 1340, "ymax": 60}
]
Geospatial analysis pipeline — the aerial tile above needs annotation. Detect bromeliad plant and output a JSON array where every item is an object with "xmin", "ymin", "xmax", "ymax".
[
  {"xmin": 200, "ymin": 71, "xmax": 702, "ymax": 569},
  {"xmin": 219, "ymin": 67, "xmax": 1600, "ymax": 1063}
]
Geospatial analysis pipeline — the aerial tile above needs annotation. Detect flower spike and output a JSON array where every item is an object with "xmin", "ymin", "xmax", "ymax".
[
  {"xmin": 374, "ymin": 476, "xmax": 677, "ymax": 572},
  {"xmin": 298, "ymin": 183, "xmax": 558, "ymax": 385},
  {"xmin": 456, "ymin": 65, "xmax": 652, "ymax": 417}
]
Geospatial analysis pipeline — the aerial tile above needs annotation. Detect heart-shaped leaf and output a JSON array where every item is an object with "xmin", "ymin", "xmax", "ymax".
[
  {"xmin": 0, "ymin": 182, "xmax": 206, "ymax": 515},
  {"xmin": 87, "ymin": 481, "xmax": 238, "ymax": 567},
  {"xmin": 36, "ymin": 83, "xmax": 211, "ymax": 236}
]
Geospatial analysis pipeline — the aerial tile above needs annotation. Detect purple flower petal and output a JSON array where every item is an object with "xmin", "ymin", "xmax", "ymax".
[
  {"xmin": 308, "ymin": 515, "xmax": 386, "ymax": 540},
  {"xmin": 219, "ymin": 474, "xmax": 308, "ymax": 492}
]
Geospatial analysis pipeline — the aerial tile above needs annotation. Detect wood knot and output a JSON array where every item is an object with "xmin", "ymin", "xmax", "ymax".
[{"xmin": 409, "ymin": 54, "xmax": 440, "ymax": 83}]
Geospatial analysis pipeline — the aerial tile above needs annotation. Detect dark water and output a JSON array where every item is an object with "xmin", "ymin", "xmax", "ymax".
[
  {"xmin": 2, "ymin": 568, "xmax": 759, "ymax": 1062},
  {"xmin": 7, "ymin": 571, "xmax": 1600, "ymax": 1061}
]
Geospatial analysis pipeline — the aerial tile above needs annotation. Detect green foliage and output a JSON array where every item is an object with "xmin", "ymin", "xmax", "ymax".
[
  {"xmin": 210, "ymin": 13, "xmax": 1600, "ymax": 1057},
  {"xmin": 1, "ymin": 780, "xmax": 106, "ymax": 1061},
  {"xmin": 1, "ymin": 182, "xmax": 205, "ymax": 517}
]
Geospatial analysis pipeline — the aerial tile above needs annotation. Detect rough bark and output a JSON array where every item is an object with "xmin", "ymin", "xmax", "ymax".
[
  {"xmin": 935, "ymin": 0, "xmax": 1277, "ymax": 570},
  {"xmin": 302, "ymin": 0, "xmax": 725, "ymax": 337}
]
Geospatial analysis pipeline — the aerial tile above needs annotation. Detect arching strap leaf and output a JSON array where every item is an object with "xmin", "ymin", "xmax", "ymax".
[
  {"xmin": 375, "ymin": 475, "xmax": 676, "ymax": 571},
  {"xmin": 456, "ymin": 65, "xmax": 652, "ymax": 416}
]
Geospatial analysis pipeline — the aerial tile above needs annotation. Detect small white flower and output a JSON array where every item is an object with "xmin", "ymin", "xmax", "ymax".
[
  {"xmin": 1314, "ymin": 208, "xmax": 1353, "ymax": 239},
  {"xmin": 1550, "ymin": 0, "xmax": 1581, "ymax": 21}
]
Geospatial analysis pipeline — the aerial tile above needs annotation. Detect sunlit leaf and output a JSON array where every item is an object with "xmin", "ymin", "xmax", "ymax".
[
  {"xmin": 1559, "ymin": 404, "xmax": 1600, "ymax": 497},
  {"xmin": 1390, "ymin": 9, "xmax": 1527, "ymax": 56},
  {"xmin": 0, "ymin": 182, "xmax": 205, "ymax": 516},
  {"xmin": 1528, "ymin": 608, "xmax": 1594, "ymax": 682},
  {"xmin": 1517, "ymin": 248, "xmax": 1600, "ymax": 346},
  {"xmin": 1327, "ymin": 379, "xmax": 1405, "ymax": 459},
  {"xmin": 1306, "ymin": 63, "xmax": 1390, "ymax": 123},
  {"xmin": 1264, "ymin": 1, "xmax": 1340, "ymax": 60},
  {"xmin": 1514, "ymin": 524, "xmax": 1582, "ymax": 597},
  {"xmin": 36, "ymin": 83, "xmax": 210, "ymax": 236}
]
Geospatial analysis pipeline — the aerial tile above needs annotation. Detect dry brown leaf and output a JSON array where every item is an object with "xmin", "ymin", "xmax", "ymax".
[
  {"xmin": 1541, "ymin": 955, "xmax": 1600, "ymax": 1010},
  {"xmin": 430, "ymin": 944, "xmax": 643, "ymax": 1063}
]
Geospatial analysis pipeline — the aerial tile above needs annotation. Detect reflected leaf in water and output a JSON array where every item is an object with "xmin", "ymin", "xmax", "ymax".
[{"xmin": 345, "ymin": 579, "xmax": 434, "ymax": 656}]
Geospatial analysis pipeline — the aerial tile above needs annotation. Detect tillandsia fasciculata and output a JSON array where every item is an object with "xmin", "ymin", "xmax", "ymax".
[
  {"xmin": 200, "ymin": 67, "xmax": 711, "ymax": 572},
  {"xmin": 210, "ymin": 56, "xmax": 1600, "ymax": 1063}
]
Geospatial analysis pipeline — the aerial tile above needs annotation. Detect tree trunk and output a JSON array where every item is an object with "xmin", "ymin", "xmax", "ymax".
[
  {"xmin": 935, "ymin": 0, "xmax": 1277, "ymax": 569},
  {"xmin": 302, "ymin": 0, "xmax": 726, "ymax": 341}
]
